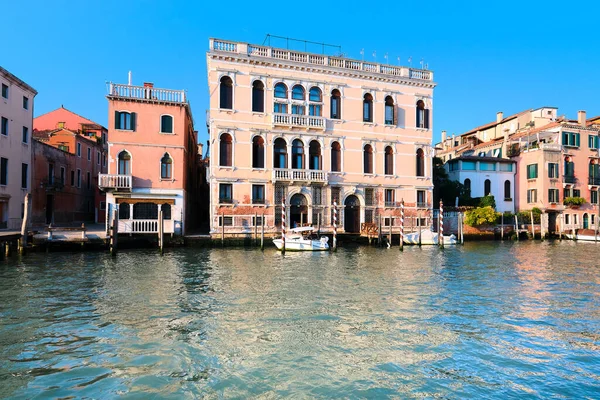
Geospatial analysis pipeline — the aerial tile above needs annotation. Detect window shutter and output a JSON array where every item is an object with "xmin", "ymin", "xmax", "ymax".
[
  {"xmin": 424, "ymin": 109, "xmax": 430, "ymax": 129},
  {"xmin": 114, "ymin": 111, "xmax": 120, "ymax": 129},
  {"xmin": 416, "ymin": 108, "xmax": 421, "ymax": 128},
  {"xmin": 131, "ymin": 112, "xmax": 137, "ymax": 131},
  {"xmin": 576, "ymin": 133, "xmax": 580, "ymax": 147},
  {"xmin": 393, "ymin": 105, "xmax": 398, "ymax": 126}
]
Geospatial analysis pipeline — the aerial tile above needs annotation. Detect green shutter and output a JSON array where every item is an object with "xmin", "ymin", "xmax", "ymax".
[
  {"xmin": 130, "ymin": 112, "xmax": 136, "ymax": 131},
  {"xmin": 114, "ymin": 111, "xmax": 120, "ymax": 129},
  {"xmin": 534, "ymin": 164, "xmax": 538, "ymax": 178},
  {"xmin": 563, "ymin": 132, "xmax": 568, "ymax": 145},
  {"xmin": 575, "ymin": 133, "xmax": 580, "ymax": 147}
]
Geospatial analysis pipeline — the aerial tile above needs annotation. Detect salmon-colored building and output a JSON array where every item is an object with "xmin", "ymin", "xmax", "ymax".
[
  {"xmin": 99, "ymin": 81, "xmax": 198, "ymax": 235},
  {"xmin": 206, "ymin": 38, "xmax": 436, "ymax": 235},
  {"xmin": 33, "ymin": 107, "xmax": 108, "ymax": 224}
]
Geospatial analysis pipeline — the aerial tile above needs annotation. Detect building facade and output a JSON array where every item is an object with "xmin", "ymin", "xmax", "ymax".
[
  {"xmin": 206, "ymin": 38, "xmax": 436, "ymax": 236},
  {"xmin": 0, "ymin": 67, "xmax": 37, "ymax": 230},
  {"xmin": 99, "ymin": 82, "xmax": 198, "ymax": 235},
  {"xmin": 33, "ymin": 107, "xmax": 108, "ymax": 224}
]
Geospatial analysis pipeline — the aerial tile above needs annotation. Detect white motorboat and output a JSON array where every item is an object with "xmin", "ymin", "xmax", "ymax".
[
  {"xmin": 403, "ymin": 229, "xmax": 458, "ymax": 245},
  {"xmin": 273, "ymin": 226, "xmax": 330, "ymax": 251},
  {"xmin": 565, "ymin": 229, "xmax": 600, "ymax": 241}
]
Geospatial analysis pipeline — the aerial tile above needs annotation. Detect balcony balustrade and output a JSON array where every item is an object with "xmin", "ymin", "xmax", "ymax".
[
  {"xmin": 108, "ymin": 83, "xmax": 186, "ymax": 103},
  {"xmin": 211, "ymin": 39, "xmax": 433, "ymax": 81},
  {"xmin": 272, "ymin": 113, "xmax": 325, "ymax": 130},
  {"xmin": 98, "ymin": 174, "xmax": 132, "ymax": 191},
  {"xmin": 272, "ymin": 168, "xmax": 328, "ymax": 183}
]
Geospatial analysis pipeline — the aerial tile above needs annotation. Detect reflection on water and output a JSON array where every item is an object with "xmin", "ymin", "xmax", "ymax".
[{"xmin": 1, "ymin": 242, "xmax": 600, "ymax": 398}]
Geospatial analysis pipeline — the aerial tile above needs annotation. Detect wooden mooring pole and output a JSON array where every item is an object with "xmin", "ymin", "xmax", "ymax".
[
  {"xmin": 501, "ymin": 213, "xmax": 504, "ymax": 241},
  {"xmin": 530, "ymin": 211, "xmax": 535, "ymax": 239},
  {"xmin": 260, "ymin": 214, "xmax": 265, "ymax": 251},
  {"xmin": 254, "ymin": 212, "xmax": 258, "ymax": 246},
  {"xmin": 559, "ymin": 213, "xmax": 563, "ymax": 240},
  {"xmin": 110, "ymin": 207, "xmax": 118, "ymax": 256},
  {"xmin": 514, "ymin": 214, "xmax": 519, "ymax": 241},
  {"xmin": 221, "ymin": 212, "xmax": 225, "ymax": 247},
  {"xmin": 19, "ymin": 193, "xmax": 31, "ymax": 255},
  {"xmin": 418, "ymin": 211, "xmax": 422, "ymax": 247},
  {"xmin": 158, "ymin": 210, "xmax": 164, "ymax": 255}
]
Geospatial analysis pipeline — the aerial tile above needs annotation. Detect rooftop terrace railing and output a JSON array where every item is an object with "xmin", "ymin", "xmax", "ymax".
[{"xmin": 108, "ymin": 83, "xmax": 186, "ymax": 103}]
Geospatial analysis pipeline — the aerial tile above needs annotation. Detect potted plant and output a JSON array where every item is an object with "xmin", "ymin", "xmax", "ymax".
[{"xmin": 563, "ymin": 196, "xmax": 586, "ymax": 208}]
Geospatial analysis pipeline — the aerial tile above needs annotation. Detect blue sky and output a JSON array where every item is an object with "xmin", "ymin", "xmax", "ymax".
[{"xmin": 3, "ymin": 0, "xmax": 599, "ymax": 145}]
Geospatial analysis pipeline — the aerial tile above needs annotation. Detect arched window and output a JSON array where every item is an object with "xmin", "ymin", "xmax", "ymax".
[
  {"xmin": 292, "ymin": 85, "xmax": 305, "ymax": 100},
  {"xmin": 252, "ymin": 80, "xmax": 264, "ymax": 113},
  {"xmin": 273, "ymin": 138, "xmax": 287, "ymax": 168},
  {"xmin": 416, "ymin": 100, "xmax": 430, "ymax": 129},
  {"xmin": 464, "ymin": 178, "xmax": 471, "ymax": 193},
  {"xmin": 309, "ymin": 87, "xmax": 322, "ymax": 117},
  {"xmin": 331, "ymin": 89, "xmax": 341, "ymax": 119},
  {"xmin": 292, "ymin": 139, "xmax": 304, "ymax": 169},
  {"xmin": 331, "ymin": 141, "xmax": 341, "ymax": 172},
  {"xmin": 385, "ymin": 96, "xmax": 394, "ymax": 125},
  {"xmin": 364, "ymin": 144, "xmax": 373, "ymax": 174},
  {"xmin": 363, "ymin": 93, "xmax": 373, "ymax": 123},
  {"xmin": 309, "ymin": 140, "xmax": 321, "ymax": 170},
  {"xmin": 384, "ymin": 146, "xmax": 394, "ymax": 175},
  {"xmin": 219, "ymin": 76, "xmax": 233, "ymax": 109},
  {"xmin": 119, "ymin": 202, "xmax": 130, "ymax": 219},
  {"xmin": 484, "ymin": 179, "xmax": 491, "ymax": 196},
  {"xmin": 252, "ymin": 136, "xmax": 265, "ymax": 168},
  {"xmin": 160, "ymin": 115, "xmax": 173, "ymax": 133},
  {"xmin": 274, "ymin": 82, "xmax": 288, "ymax": 99},
  {"xmin": 219, "ymin": 133, "xmax": 232, "ymax": 167},
  {"xmin": 416, "ymin": 148, "xmax": 425, "ymax": 177},
  {"xmin": 160, "ymin": 153, "xmax": 172, "ymax": 179},
  {"xmin": 118, "ymin": 150, "xmax": 131, "ymax": 175},
  {"xmin": 309, "ymin": 87, "xmax": 322, "ymax": 102},
  {"xmin": 504, "ymin": 180, "xmax": 511, "ymax": 200}
]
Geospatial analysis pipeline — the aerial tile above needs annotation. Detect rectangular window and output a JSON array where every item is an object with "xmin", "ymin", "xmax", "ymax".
[
  {"xmin": 365, "ymin": 188, "xmax": 375, "ymax": 206},
  {"xmin": 548, "ymin": 189, "xmax": 559, "ymax": 203},
  {"xmin": 573, "ymin": 189, "xmax": 581, "ymax": 198},
  {"xmin": 291, "ymin": 105, "xmax": 305, "ymax": 115},
  {"xmin": 589, "ymin": 135, "xmax": 599, "ymax": 149},
  {"xmin": 499, "ymin": 163, "xmax": 513, "ymax": 172},
  {"xmin": 77, "ymin": 169, "xmax": 81, "ymax": 188},
  {"xmin": 70, "ymin": 170, "xmax": 75, "ymax": 186},
  {"xmin": 100, "ymin": 201, "xmax": 106, "ymax": 211},
  {"xmin": 60, "ymin": 167, "xmax": 65, "ymax": 184},
  {"xmin": 274, "ymin": 103, "xmax": 288, "ymax": 114},
  {"xmin": 417, "ymin": 190, "xmax": 426, "ymax": 207},
  {"xmin": 97, "ymin": 151, "xmax": 101, "ymax": 165},
  {"xmin": 77, "ymin": 143, "xmax": 82, "ymax": 157},
  {"xmin": 479, "ymin": 162, "xmax": 496, "ymax": 171},
  {"xmin": 548, "ymin": 163, "xmax": 559, "ymax": 178},
  {"xmin": 574, "ymin": 214, "xmax": 578, "ymax": 225},
  {"xmin": 219, "ymin": 183, "xmax": 233, "ymax": 203},
  {"xmin": 21, "ymin": 163, "xmax": 27, "ymax": 189},
  {"xmin": 592, "ymin": 191, "xmax": 598, "ymax": 204},
  {"xmin": 565, "ymin": 214, "xmax": 570, "ymax": 225},
  {"xmin": 87, "ymin": 172, "xmax": 91, "ymax": 189},
  {"xmin": 114, "ymin": 111, "xmax": 136, "ymax": 130},
  {"xmin": 564, "ymin": 188, "xmax": 571, "ymax": 200},
  {"xmin": 308, "ymin": 104, "xmax": 321, "ymax": 117},
  {"xmin": 87, "ymin": 148, "xmax": 91, "ymax": 161},
  {"xmin": 312, "ymin": 186, "xmax": 322, "ymax": 205},
  {"xmin": 526, "ymin": 164, "xmax": 538, "ymax": 179},
  {"xmin": 58, "ymin": 144, "xmax": 69, "ymax": 152},
  {"xmin": 48, "ymin": 163, "xmax": 54, "ymax": 184},
  {"xmin": 252, "ymin": 216, "xmax": 264, "ymax": 226},
  {"xmin": 462, "ymin": 161, "xmax": 476, "ymax": 171},
  {"xmin": 102, "ymin": 132, "xmax": 107, "ymax": 144},
  {"xmin": 1, "ymin": 117, "xmax": 7, "ymax": 136},
  {"xmin": 0, "ymin": 157, "xmax": 7, "ymax": 185},
  {"xmin": 252, "ymin": 184, "xmax": 265, "ymax": 204},
  {"xmin": 562, "ymin": 131, "xmax": 580, "ymax": 147},
  {"xmin": 22, "ymin": 126, "xmax": 28, "ymax": 143},
  {"xmin": 23, "ymin": 96, "xmax": 29, "ymax": 110},
  {"xmin": 103, "ymin": 155, "xmax": 107, "ymax": 167},
  {"xmin": 1, "ymin": 84, "xmax": 7, "ymax": 98},
  {"xmin": 331, "ymin": 187, "xmax": 341, "ymax": 205},
  {"xmin": 527, "ymin": 189, "xmax": 537, "ymax": 203},
  {"xmin": 385, "ymin": 189, "xmax": 395, "ymax": 206},
  {"xmin": 218, "ymin": 216, "xmax": 233, "ymax": 227}
]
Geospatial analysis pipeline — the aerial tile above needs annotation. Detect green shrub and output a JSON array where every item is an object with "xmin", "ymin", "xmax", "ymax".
[
  {"xmin": 479, "ymin": 195, "xmax": 496, "ymax": 209},
  {"xmin": 496, "ymin": 211, "xmax": 514, "ymax": 224},
  {"xmin": 517, "ymin": 209, "xmax": 541, "ymax": 224},
  {"xmin": 465, "ymin": 206, "xmax": 499, "ymax": 226},
  {"xmin": 563, "ymin": 197, "xmax": 586, "ymax": 206}
]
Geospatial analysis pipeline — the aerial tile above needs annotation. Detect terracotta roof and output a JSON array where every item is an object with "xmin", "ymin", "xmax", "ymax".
[
  {"xmin": 509, "ymin": 121, "xmax": 563, "ymax": 140},
  {"xmin": 34, "ymin": 105, "xmax": 106, "ymax": 131},
  {"xmin": 460, "ymin": 109, "xmax": 530, "ymax": 136}
]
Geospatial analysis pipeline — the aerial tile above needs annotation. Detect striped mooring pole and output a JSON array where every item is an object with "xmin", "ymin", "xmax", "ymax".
[
  {"xmin": 400, "ymin": 199, "xmax": 404, "ymax": 251},
  {"xmin": 281, "ymin": 199, "xmax": 286, "ymax": 254},
  {"xmin": 439, "ymin": 200, "xmax": 444, "ymax": 249},
  {"xmin": 332, "ymin": 201, "xmax": 338, "ymax": 251}
]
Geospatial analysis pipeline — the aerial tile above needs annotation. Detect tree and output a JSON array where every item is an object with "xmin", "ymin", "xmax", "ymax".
[{"xmin": 432, "ymin": 157, "xmax": 471, "ymax": 207}]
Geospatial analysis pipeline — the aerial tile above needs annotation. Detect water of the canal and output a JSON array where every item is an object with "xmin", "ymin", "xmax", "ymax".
[{"xmin": 1, "ymin": 242, "xmax": 599, "ymax": 398}]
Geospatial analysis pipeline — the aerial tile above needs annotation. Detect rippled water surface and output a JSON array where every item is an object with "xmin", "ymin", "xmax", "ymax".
[{"xmin": 1, "ymin": 242, "xmax": 600, "ymax": 398}]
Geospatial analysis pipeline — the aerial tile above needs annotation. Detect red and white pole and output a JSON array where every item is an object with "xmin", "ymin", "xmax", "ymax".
[
  {"xmin": 400, "ymin": 199, "xmax": 404, "ymax": 251},
  {"xmin": 439, "ymin": 200, "xmax": 444, "ymax": 249},
  {"xmin": 282, "ymin": 198, "xmax": 286, "ymax": 254},
  {"xmin": 333, "ymin": 201, "xmax": 337, "ymax": 251}
]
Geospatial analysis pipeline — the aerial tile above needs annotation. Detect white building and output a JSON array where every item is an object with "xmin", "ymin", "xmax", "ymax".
[
  {"xmin": 446, "ymin": 156, "xmax": 516, "ymax": 213},
  {"xmin": 0, "ymin": 67, "xmax": 37, "ymax": 230}
]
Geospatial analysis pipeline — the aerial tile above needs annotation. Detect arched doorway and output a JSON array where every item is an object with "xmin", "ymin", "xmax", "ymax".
[
  {"xmin": 344, "ymin": 195, "xmax": 360, "ymax": 233},
  {"xmin": 290, "ymin": 193, "xmax": 308, "ymax": 228},
  {"xmin": 583, "ymin": 213, "xmax": 589, "ymax": 229}
]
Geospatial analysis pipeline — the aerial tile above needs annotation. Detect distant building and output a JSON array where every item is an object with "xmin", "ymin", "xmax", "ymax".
[
  {"xmin": 32, "ymin": 107, "xmax": 108, "ymax": 224},
  {"xmin": 206, "ymin": 38, "xmax": 436, "ymax": 236},
  {"xmin": 0, "ymin": 67, "xmax": 37, "ymax": 230},
  {"xmin": 100, "ymin": 81, "xmax": 198, "ymax": 235}
]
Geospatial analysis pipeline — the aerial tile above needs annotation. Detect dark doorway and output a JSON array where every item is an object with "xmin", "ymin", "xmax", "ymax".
[
  {"xmin": 46, "ymin": 194, "xmax": 54, "ymax": 224},
  {"xmin": 344, "ymin": 195, "xmax": 360, "ymax": 233},
  {"xmin": 583, "ymin": 213, "xmax": 589, "ymax": 229},
  {"xmin": 290, "ymin": 193, "xmax": 308, "ymax": 228},
  {"xmin": 548, "ymin": 212, "xmax": 557, "ymax": 233}
]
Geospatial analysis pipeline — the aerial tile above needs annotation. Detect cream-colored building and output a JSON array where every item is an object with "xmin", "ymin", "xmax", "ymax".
[
  {"xmin": 0, "ymin": 67, "xmax": 37, "ymax": 230},
  {"xmin": 206, "ymin": 39, "xmax": 436, "ymax": 235}
]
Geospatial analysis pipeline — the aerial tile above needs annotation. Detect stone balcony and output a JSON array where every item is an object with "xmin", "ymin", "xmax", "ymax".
[
  {"xmin": 272, "ymin": 113, "xmax": 325, "ymax": 130},
  {"xmin": 272, "ymin": 168, "xmax": 328, "ymax": 183},
  {"xmin": 98, "ymin": 174, "xmax": 132, "ymax": 191}
]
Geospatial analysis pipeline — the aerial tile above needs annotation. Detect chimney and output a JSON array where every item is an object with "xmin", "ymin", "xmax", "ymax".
[
  {"xmin": 143, "ymin": 82, "xmax": 154, "ymax": 88},
  {"xmin": 578, "ymin": 110, "xmax": 587, "ymax": 126},
  {"xmin": 496, "ymin": 112, "xmax": 503, "ymax": 123},
  {"xmin": 441, "ymin": 130, "xmax": 447, "ymax": 148}
]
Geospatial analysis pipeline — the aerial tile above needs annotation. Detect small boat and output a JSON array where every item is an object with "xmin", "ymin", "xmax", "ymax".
[
  {"xmin": 403, "ymin": 229, "xmax": 457, "ymax": 245},
  {"xmin": 565, "ymin": 229, "xmax": 600, "ymax": 241},
  {"xmin": 273, "ymin": 226, "xmax": 330, "ymax": 251}
]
